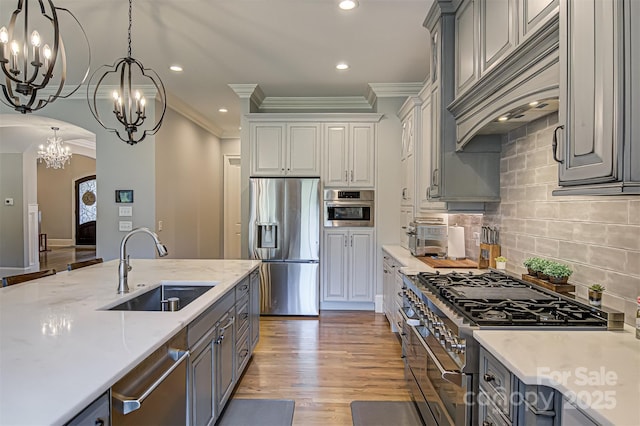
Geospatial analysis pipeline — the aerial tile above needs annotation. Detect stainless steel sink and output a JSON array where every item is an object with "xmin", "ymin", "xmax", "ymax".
[{"xmin": 107, "ymin": 282, "xmax": 217, "ymax": 312}]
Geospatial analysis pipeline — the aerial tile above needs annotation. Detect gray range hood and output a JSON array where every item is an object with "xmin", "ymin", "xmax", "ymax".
[{"xmin": 447, "ymin": 14, "xmax": 560, "ymax": 151}]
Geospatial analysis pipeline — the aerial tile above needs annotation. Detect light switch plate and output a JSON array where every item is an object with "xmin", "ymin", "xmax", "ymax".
[
  {"xmin": 119, "ymin": 206, "xmax": 133, "ymax": 217},
  {"xmin": 119, "ymin": 221, "xmax": 133, "ymax": 232}
]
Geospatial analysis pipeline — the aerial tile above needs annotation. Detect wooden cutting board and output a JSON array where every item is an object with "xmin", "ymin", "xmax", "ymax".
[{"xmin": 417, "ymin": 257, "xmax": 478, "ymax": 268}]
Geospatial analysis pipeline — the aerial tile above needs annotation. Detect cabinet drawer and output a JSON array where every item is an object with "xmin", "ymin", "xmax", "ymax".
[
  {"xmin": 236, "ymin": 329, "xmax": 251, "ymax": 376},
  {"xmin": 188, "ymin": 291, "xmax": 234, "ymax": 348},
  {"xmin": 479, "ymin": 348, "xmax": 514, "ymax": 420},
  {"xmin": 236, "ymin": 299, "xmax": 250, "ymax": 339},
  {"xmin": 65, "ymin": 391, "xmax": 110, "ymax": 426},
  {"xmin": 236, "ymin": 278, "xmax": 250, "ymax": 300},
  {"xmin": 478, "ymin": 389, "xmax": 511, "ymax": 426}
]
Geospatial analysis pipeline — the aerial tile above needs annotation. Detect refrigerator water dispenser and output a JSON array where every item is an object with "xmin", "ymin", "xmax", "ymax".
[{"xmin": 257, "ymin": 223, "xmax": 278, "ymax": 248}]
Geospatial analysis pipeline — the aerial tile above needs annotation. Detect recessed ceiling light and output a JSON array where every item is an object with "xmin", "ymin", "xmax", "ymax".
[
  {"xmin": 169, "ymin": 65, "xmax": 183, "ymax": 72},
  {"xmin": 498, "ymin": 115, "xmax": 509, "ymax": 122},
  {"xmin": 336, "ymin": 63, "xmax": 349, "ymax": 70},
  {"xmin": 529, "ymin": 101, "xmax": 539, "ymax": 107},
  {"xmin": 219, "ymin": 108, "xmax": 228, "ymax": 113},
  {"xmin": 339, "ymin": 0, "xmax": 358, "ymax": 10}
]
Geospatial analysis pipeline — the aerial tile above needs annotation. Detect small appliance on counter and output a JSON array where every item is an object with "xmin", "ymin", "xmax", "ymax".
[{"xmin": 407, "ymin": 218, "xmax": 447, "ymax": 257}]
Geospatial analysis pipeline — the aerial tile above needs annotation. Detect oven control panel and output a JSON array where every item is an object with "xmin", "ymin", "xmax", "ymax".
[{"xmin": 403, "ymin": 287, "xmax": 467, "ymax": 363}]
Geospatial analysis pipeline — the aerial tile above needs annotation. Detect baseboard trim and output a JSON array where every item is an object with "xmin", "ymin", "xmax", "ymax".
[
  {"xmin": 374, "ymin": 295, "xmax": 384, "ymax": 313},
  {"xmin": 320, "ymin": 301, "xmax": 375, "ymax": 311},
  {"xmin": 48, "ymin": 239, "xmax": 74, "ymax": 247}
]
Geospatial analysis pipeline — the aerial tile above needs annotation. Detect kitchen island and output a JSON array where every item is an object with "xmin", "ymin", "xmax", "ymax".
[
  {"xmin": 0, "ymin": 259, "xmax": 260, "ymax": 425},
  {"xmin": 475, "ymin": 327, "xmax": 640, "ymax": 426}
]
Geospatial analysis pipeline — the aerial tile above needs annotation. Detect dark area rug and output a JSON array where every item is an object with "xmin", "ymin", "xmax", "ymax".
[
  {"xmin": 217, "ymin": 399, "xmax": 295, "ymax": 426},
  {"xmin": 351, "ymin": 401, "xmax": 423, "ymax": 426}
]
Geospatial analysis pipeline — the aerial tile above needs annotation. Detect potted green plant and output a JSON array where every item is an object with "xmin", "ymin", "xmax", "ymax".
[
  {"xmin": 532, "ymin": 258, "xmax": 551, "ymax": 279},
  {"xmin": 495, "ymin": 256, "xmax": 507, "ymax": 270},
  {"xmin": 588, "ymin": 284, "xmax": 605, "ymax": 307},
  {"xmin": 542, "ymin": 262, "xmax": 573, "ymax": 284},
  {"xmin": 523, "ymin": 257, "xmax": 539, "ymax": 275}
]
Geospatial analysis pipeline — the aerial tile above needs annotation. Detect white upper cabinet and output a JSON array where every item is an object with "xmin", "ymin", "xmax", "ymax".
[
  {"xmin": 324, "ymin": 123, "xmax": 375, "ymax": 188},
  {"xmin": 250, "ymin": 123, "xmax": 320, "ymax": 176}
]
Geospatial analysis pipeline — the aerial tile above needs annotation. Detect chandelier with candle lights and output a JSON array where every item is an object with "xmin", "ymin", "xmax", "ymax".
[
  {"xmin": 0, "ymin": 0, "xmax": 90, "ymax": 114},
  {"xmin": 87, "ymin": 0, "xmax": 166, "ymax": 145},
  {"xmin": 37, "ymin": 126, "xmax": 72, "ymax": 169}
]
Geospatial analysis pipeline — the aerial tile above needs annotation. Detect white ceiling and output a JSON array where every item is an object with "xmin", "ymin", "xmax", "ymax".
[{"xmin": 1, "ymin": 0, "xmax": 433, "ymax": 139}]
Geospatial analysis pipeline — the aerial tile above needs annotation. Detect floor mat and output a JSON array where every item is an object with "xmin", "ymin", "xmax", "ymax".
[
  {"xmin": 217, "ymin": 399, "xmax": 295, "ymax": 426},
  {"xmin": 351, "ymin": 401, "xmax": 423, "ymax": 426}
]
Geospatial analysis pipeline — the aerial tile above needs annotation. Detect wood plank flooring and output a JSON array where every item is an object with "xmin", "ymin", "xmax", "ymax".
[
  {"xmin": 233, "ymin": 311, "xmax": 411, "ymax": 425},
  {"xmin": 38, "ymin": 246, "xmax": 97, "ymax": 273}
]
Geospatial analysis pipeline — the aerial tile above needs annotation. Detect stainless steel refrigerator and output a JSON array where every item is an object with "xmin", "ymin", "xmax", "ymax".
[{"xmin": 248, "ymin": 177, "xmax": 320, "ymax": 316}]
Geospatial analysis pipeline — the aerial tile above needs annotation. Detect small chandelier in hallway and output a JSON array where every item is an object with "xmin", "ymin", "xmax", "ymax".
[
  {"xmin": 37, "ymin": 126, "xmax": 71, "ymax": 169},
  {"xmin": 87, "ymin": 0, "xmax": 166, "ymax": 145}
]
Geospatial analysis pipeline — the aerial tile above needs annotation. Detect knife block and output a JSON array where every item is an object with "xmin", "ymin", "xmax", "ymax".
[{"xmin": 478, "ymin": 244, "xmax": 500, "ymax": 269}]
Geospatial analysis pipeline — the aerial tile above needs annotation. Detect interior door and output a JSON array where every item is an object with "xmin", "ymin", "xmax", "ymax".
[{"xmin": 75, "ymin": 175, "xmax": 97, "ymax": 246}]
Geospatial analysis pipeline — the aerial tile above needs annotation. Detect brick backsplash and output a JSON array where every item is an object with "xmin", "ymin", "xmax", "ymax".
[{"xmin": 483, "ymin": 114, "xmax": 640, "ymax": 326}]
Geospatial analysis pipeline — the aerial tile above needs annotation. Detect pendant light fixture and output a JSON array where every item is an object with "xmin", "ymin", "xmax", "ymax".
[
  {"xmin": 87, "ymin": 0, "xmax": 166, "ymax": 145},
  {"xmin": 0, "ymin": 0, "xmax": 90, "ymax": 114},
  {"xmin": 37, "ymin": 126, "xmax": 72, "ymax": 169}
]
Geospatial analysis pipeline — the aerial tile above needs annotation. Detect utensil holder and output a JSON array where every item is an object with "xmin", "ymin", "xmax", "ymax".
[{"xmin": 478, "ymin": 244, "xmax": 501, "ymax": 269}]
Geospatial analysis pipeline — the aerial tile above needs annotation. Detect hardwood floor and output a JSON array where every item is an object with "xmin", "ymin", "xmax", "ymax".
[
  {"xmin": 38, "ymin": 246, "xmax": 97, "ymax": 273},
  {"xmin": 233, "ymin": 311, "xmax": 411, "ymax": 425}
]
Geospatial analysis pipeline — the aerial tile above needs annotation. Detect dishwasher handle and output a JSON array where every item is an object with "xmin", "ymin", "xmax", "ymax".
[{"xmin": 112, "ymin": 349, "xmax": 189, "ymax": 415}]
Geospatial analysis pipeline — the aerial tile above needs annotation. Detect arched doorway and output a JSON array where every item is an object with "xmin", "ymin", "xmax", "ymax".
[{"xmin": 75, "ymin": 175, "xmax": 97, "ymax": 245}]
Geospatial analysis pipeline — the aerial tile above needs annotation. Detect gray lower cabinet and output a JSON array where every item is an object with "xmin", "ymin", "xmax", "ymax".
[
  {"xmin": 189, "ymin": 291, "xmax": 234, "ymax": 426},
  {"xmin": 65, "ymin": 392, "xmax": 110, "ymax": 426},
  {"xmin": 479, "ymin": 347, "xmax": 560, "ymax": 426},
  {"xmin": 249, "ymin": 270, "xmax": 260, "ymax": 351},
  {"xmin": 555, "ymin": 0, "xmax": 640, "ymax": 195}
]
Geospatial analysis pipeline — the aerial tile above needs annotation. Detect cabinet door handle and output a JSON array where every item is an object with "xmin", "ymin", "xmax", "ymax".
[
  {"xmin": 483, "ymin": 373, "xmax": 495, "ymax": 383},
  {"xmin": 345, "ymin": 170, "xmax": 348, "ymax": 182},
  {"xmin": 344, "ymin": 237, "xmax": 347, "ymax": 247},
  {"xmin": 432, "ymin": 168, "xmax": 439, "ymax": 184},
  {"xmin": 552, "ymin": 125, "xmax": 564, "ymax": 164},
  {"xmin": 350, "ymin": 235, "xmax": 353, "ymax": 247},
  {"xmin": 350, "ymin": 170, "xmax": 354, "ymax": 182}
]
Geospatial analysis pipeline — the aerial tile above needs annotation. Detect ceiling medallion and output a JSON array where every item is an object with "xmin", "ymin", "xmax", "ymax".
[
  {"xmin": 0, "ymin": 0, "xmax": 90, "ymax": 113},
  {"xmin": 87, "ymin": 0, "xmax": 166, "ymax": 145},
  {"xmin": 37, "ymin": 126, "xmax": 72, "ymax": 169}
]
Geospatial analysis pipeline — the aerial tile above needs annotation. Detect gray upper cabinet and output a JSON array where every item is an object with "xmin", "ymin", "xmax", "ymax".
[
  {"xmin": 455, "ymin": 0, "xmax": 478, "ymax": 96},
  {"xmin": 519, "ymin": 0, "xmax": 559, "ymax": 43},
  {"xmin": 554, "ymin": 0, "xmax": 640, "ymax": 195},
  {"xmin": 481, "ymin": 0, "xmax": 516, "ymax": 75}
]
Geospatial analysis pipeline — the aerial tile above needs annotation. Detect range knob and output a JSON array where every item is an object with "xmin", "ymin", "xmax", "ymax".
[{"xmin": 453, "ymin": 339, "xmax": 466, "ymax": 354}]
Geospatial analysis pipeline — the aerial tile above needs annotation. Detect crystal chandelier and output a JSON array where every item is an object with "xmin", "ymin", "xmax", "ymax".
[
  {"xmin": 37, "ymin": 126, "xmax": 72, "ymax": 169},
  {"xmin": 0, "ymin": 0, "xmax": 90, "ymax": 114},
  {"xmin": 87, "ymin": 0, "xmax": 166, "ymax": 145}
]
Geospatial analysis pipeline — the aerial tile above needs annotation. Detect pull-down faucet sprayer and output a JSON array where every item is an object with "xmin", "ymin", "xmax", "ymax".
[{"xmin": 117, "ymin": 227, "xmax": 168, "ymax": 294}]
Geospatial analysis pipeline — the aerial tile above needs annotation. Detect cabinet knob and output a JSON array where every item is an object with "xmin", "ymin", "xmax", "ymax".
[
  {"xmin": 95, "ymin": 419, "xmax": 105, "ymax": 426},
  {"xmin": 482, "ymin": 421, "xmax": 493, "ymax": 426}
]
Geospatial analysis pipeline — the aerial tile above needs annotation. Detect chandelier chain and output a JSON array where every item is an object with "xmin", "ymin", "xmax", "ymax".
[{"xmin": 127, "ymin": 0, "xmax": 132, "ymax": 57}]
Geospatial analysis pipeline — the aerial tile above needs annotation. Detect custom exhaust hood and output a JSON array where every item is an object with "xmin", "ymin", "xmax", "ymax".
[{"xmin": 447, "ymin": 15, "xmax": 560, "ymax": 151}]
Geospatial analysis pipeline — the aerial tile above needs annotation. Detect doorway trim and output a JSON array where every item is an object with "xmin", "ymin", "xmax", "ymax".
[{"xmin": 223, "ymin": 155, "xmax": 241, "ymax": 259}]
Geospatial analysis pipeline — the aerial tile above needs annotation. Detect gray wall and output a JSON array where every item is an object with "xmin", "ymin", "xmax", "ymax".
[
  {"xmin": 155, "ymin": 107, "xmax": 225, "ymax": 259},
  {"xmin": 1, "ymin": 96, "xmax": 158, "ymax": 262},
  {"xmin": 484, "ymin": 113, "xmax": 640, "ymax": 325},
  {"xmin": 0, "ymin": 154, "xmax": 24, "ymax": 267}
]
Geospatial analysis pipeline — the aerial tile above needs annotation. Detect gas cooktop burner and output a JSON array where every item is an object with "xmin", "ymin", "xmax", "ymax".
[{"xmin": 416, "ymin": 271, "xmax": 607, "ymax": 328}]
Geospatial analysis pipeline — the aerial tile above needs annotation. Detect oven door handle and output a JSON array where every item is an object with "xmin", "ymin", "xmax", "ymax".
[{"xmin": 414, "ymin": 328, "xmax": 463, "ymax": 387}]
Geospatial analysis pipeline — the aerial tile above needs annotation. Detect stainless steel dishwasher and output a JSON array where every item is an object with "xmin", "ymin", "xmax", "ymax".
[{"xmin": 111, "ymin": 329, "xmax": 189, "ymax": 425}]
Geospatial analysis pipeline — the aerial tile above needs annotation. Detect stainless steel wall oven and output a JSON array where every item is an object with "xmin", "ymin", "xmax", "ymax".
[{"xmin": 323, "ymin": 189, "xmax": 374, "ymax": 227}]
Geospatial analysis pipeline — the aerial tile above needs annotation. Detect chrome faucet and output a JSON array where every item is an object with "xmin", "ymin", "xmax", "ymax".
[{"xmin": 118, "ymin": 227, "xmax": 168, "ymax": 294}]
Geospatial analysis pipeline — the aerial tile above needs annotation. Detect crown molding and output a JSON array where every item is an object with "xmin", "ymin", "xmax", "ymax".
[
  {"xmin": 228, "ymin": 83, "xmax": 264, "ymax": 109},
  {"xmin": 367, "ymin": 82, "xmax": 425, "ymax": 98},
  {"xmin": 165, "ymin": 92, "xmax": 224, "ymax": 138},
  {"xmin": 258, "ymin": 96, "xmax": 373, "ymax": 111}
]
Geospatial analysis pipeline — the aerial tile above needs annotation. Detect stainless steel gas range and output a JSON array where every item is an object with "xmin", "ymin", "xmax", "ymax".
[{"xmin": 399, "ymin": 271, "xmax": 623, "ymax": 426}]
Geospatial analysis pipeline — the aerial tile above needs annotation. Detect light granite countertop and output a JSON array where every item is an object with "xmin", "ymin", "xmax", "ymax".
[
  {"xmin": 0, "ymin": 259, "xmax": 260, "ymax": 426},
  {"xmin": 474, "ymin": 328, "xmax": 640, "ymax": 426}
]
